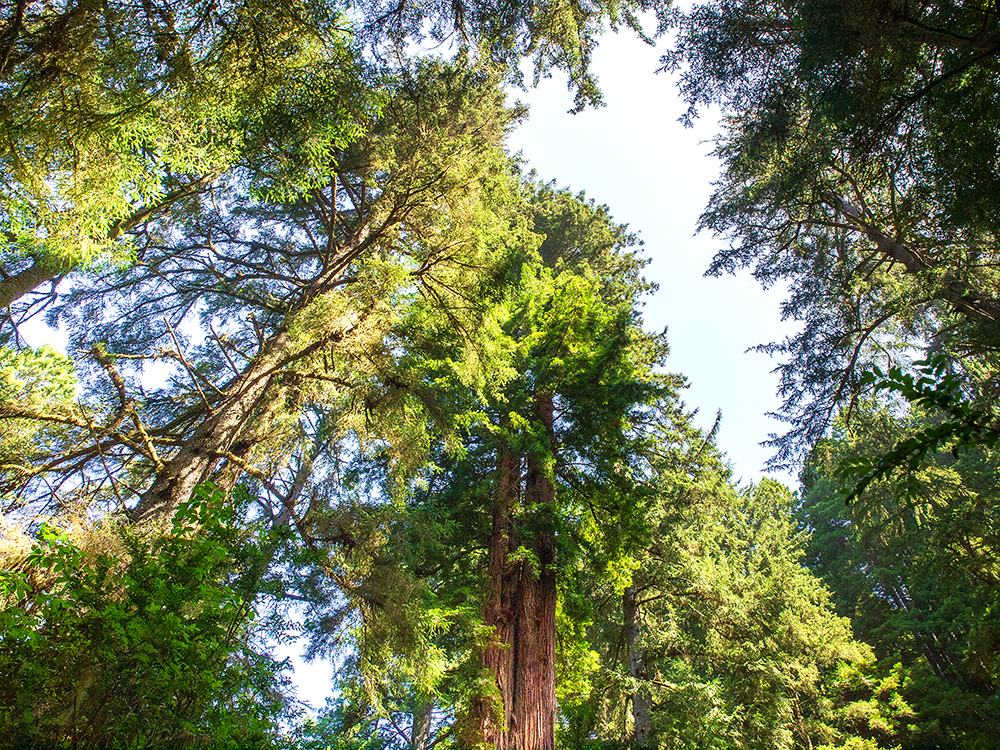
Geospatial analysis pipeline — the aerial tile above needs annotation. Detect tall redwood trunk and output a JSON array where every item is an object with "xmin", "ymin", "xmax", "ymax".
[
  {"xmin": 460, "ymin": 445, "xmax": 518, "ymax": 748},
  {"xmin": 466, "ymin": 393, "xmax": 558, "ymax": 750},
  {"xmin": 624, "ymin": 585, "xmax": 651, "ymax": 747},
  {"xmin": 510, "ymin": 391, "xmax": 557, "ymax": 750},
  {"xmin": 486, "ymin": 446, "xmax": 519, "ymax": 746}
]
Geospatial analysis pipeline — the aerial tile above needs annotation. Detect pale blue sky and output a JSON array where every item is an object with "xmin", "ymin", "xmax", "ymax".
[{"xmin": 508, "ymin": 30, "xmax": 799, "ymax": 489}]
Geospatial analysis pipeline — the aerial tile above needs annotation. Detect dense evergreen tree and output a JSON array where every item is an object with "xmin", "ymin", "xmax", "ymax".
[
  {"xmin": 570, "ymin": 476, "xmax": 911, "ymax": 750},
  {"xmin": 665, "ymin": 0, "xmax": 1000, "ymax": 464},
  {"xmin": 801, "ymin": 406, "xmax": 1000, "ymax": 749},
  {"xmin": 292, "ymin": 181, "xmax": 671, "ymax": 750},
  {"xmin": 458, "ymin": 182, "xmax": 668, "ymax": 750}
]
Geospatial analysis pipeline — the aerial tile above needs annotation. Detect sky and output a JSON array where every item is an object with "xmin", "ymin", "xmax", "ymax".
[{"xmin": 506, "ymin": 30, "xmax": 799, "ymax": 490}]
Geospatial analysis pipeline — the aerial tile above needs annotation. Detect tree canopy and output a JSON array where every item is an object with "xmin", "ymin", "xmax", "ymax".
[
  {"xmin": 665, "ymin": 0, "xmax": 1000, "ymax": 465},
  {"xmin": 3, "ymin": 1, "xmax": 1000, "ymax": 748}
]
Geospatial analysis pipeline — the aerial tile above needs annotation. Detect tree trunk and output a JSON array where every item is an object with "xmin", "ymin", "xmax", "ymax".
[
  {"xmin": 129, "ymin": 245, "xmax": 368, "ymax": 527},
  {"xmin": 624, "ymin": 585, "xmax": 651, "ymax": 748},
  {"xmin": 486, "ymin": 446, "xmax": 519, "ymax": 745},
  {"xmin": 411, "ymin": 697, "xmax": 433, "ymax": 750},
  {"xmin": 465, "ymin": 392, "xmax": 558, "ymax": 750},
  {"xmin": 132, "ymin": 328, "xmax": 298, "ymax": 526},
  {"xmin": 461, "ymin": 445, "xmax": 518, "ymax": 748},
  {"xmin": 0, "ymin": 258, "xmax": 60, "ymax": 310},
  {"xmin": 509, "ymin": 391, "xmax": 557, "ymax": 750}
]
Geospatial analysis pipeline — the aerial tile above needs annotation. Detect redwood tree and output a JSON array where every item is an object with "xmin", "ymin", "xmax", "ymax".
[{"xmin": 425, "ymin": 181, "xmax": 675, "ymax": 749}]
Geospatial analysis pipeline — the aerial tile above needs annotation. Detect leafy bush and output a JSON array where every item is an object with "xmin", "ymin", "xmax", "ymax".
[{"xmin": 0, "ymin": 486, "xmax": 294, "ymax": 749}]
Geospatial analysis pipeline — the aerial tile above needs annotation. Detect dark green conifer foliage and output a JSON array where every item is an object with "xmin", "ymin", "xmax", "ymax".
[
  {"xmin": 665, "ymin": 0, "xmax": 1000, "ymax": 465},
  {"xmin": 0, "ymin": 0, "xmax": 665, "ymax": 329},
  {"xmin": 569, "ymin": 474, "xmax": 911, "ymax": 750},
  {"xmin": 800, "ymin": 408, "xmax": 1000, "ymax": 749},
  {"xmin": 665, "ymin": 5, "xmax": 1000, "ymax": 742}
]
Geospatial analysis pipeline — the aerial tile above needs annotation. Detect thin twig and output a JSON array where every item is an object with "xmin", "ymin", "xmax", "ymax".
[
  {"xmin": 163, "ymin": 317, "xmax": 213, "ymax": 414},
  {"xmin": 209, "ymin": 323, "xmax": 241, "ymax": 376},
  {"xmin": 84, "ymin": 409, "xmax": 127, "ymax": 510}
]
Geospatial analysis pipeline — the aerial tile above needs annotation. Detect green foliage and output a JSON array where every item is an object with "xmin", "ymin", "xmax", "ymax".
[
  {"xmin": 0, "ymin": 345, "xmax": 79, "ymax": 465},
  {"xmin": 291, "ymin": 698, "xmax": 398, "ymax": 750},
  {"xmin": 0, "ymin": 485, "xmax": 294, "ymax": 749},
  {"xmin": 356, "ymin": 0, "xmax": 666, "ymax": 112},
  {"xmin": 838, "ymin": 355, "xmax": 1000, "ymax": 501},
  {"xmin": 802, "ymin": 421, "xmax": 1000, "ymax": 750},
  {"xmin": 569, "ymin": 479, "xmax": 910, "ymax": 750},
  {"xmin": 0, "ymin": 345, "xmax": 76, "ymax": 404},
  {"xmin": 0, "ymin": 0, "xmax": 673, "ymax": 321},
  {"xmin": 665, "ymin": 0, "xmax": 1000, "ymax": 465},
  {"xmin": 0, "ymin": 0, "xmax": 370, "ymax": 312}
]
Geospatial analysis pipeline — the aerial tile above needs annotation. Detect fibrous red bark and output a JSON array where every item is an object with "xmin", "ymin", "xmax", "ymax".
[
  {"xmin": 624, "ymin": 585, "xmax": 651, "ymax": 748},
  {"xmin": 468, "ymin": 392, "xmax": 557, "ymax": 750}
]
